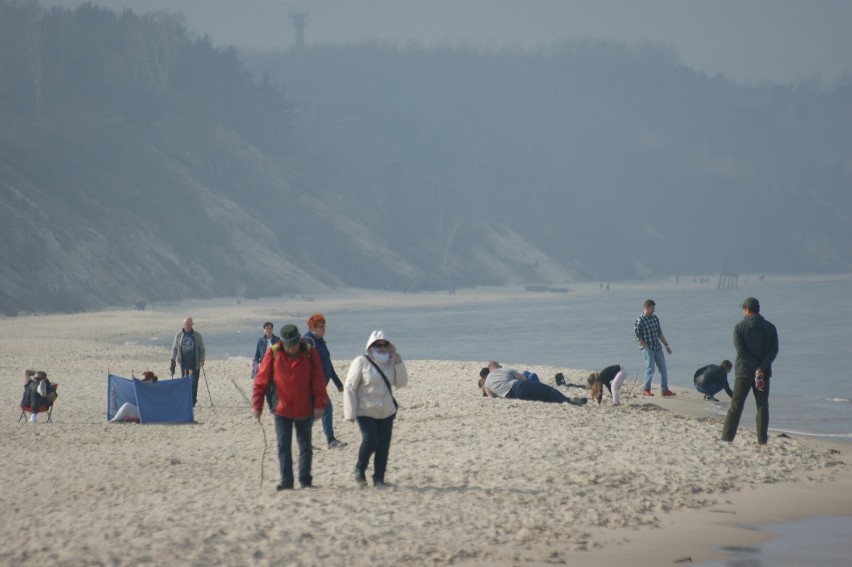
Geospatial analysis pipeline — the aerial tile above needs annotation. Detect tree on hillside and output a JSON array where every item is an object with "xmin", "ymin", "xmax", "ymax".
[
  {"xmin": 134, "ymin": 11, "xmax": 185, "ymax": 93},
  {"xmin": 21, "ymin": 0, "xmax": 44, "ymax": 119}
]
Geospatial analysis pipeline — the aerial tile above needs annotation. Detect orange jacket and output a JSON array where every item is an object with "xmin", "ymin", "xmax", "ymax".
[{"xmin": 252, "ymin": 341, "xmax": 328, "ymax": 419}]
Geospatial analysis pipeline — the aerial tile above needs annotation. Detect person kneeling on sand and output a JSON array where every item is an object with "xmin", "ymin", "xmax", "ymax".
[
  {"xmin": 480, "ymin": 362, "xmax": 586, "ymax": 405},
  {"xmin": 693, "ymin": 360, "xmax": 733, "ymax": 402},
  {"xmin": 587, "ymin": 365, "xmax": 628, "ymax": 405},
  {"xmin": 110, "ymin": 372, "xmax": 158, "ymax": 422}
]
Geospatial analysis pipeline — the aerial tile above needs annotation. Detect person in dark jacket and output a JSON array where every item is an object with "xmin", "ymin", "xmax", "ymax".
[
  {"xmin": 23, "ymin": 370, "xmax": 57, "ymax": 424},
  {"xmin": 252, "ymin": 322, "xmax": 280, "ymax": 376},
  {"xmin": 693, "ymin": 360, "xmax": 733, "ymax": 401},
  {"xmin": 720, "ymin": 298, "xmax": 779, "ymax": 445},
  {"xmin": 303, "ymin": 313, "xmax": 347, "ymax": 449},
  {"xmin": 252, "ymin": 322, "xmax": 280, "ymax": 411}
]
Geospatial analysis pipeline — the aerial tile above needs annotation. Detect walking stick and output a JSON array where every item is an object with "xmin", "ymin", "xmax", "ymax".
[
  {"xmin": 623, "ymin": 367, "xmax": 641, "ymax": 403},
  {"xmin": 202, "ymin": 367, "xmax": 214, "ymax": 407},
  {"xmin": 228, "ymin": 373, "xmax": 267, "ymax": 493}
]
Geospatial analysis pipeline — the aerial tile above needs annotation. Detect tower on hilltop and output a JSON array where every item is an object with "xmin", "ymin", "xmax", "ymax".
[{"xmin": 288, "ymin": 10, "xmax": 308, "ymax": 50}]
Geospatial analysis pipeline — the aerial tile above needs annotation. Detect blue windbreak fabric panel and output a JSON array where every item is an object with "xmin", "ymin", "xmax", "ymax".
[
  {"xmin": 106, "ymin": 374, "xmax": 193, "ymax": 423},
  {"xmin": 135, "ymin": 376, "xmax": 193, "ymax": 423},
  {"xmin": 107, "ymin": 374, "xmax": 137, "ymax": 421}
]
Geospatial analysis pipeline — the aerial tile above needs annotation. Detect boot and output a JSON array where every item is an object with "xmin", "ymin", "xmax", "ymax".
[
  {"xmin": 555, "ymin": 373, "xmax": 566, "ymax": 387},
  {"xmin": 353, "ymin": 467, "xmax": 367, "ymax": 486}
]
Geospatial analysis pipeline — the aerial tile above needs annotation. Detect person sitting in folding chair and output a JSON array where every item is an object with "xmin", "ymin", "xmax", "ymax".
[{"xmin": 21, "ymin": 370, "xmax": 58, "ymax": 424}]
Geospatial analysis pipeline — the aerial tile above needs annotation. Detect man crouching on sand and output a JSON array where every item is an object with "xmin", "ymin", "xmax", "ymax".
[{"xmin": 480, "ymin": 362, "xmax": 586, "ymax": 405}]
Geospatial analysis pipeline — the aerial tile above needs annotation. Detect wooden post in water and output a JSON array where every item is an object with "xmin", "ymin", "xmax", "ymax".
[{"xmin": 717, "ymin": 271, "xmax": 739, "ymax": 290}]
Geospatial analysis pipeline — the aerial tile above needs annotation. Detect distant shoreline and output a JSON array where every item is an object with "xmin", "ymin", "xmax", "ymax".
[
  {"xmin": 114, "ymin": 270, "xmax": 852, "ymax": 318},
  {"xmin": 7, "ymin": 272, "xmax": 850, "ymax": 320}
]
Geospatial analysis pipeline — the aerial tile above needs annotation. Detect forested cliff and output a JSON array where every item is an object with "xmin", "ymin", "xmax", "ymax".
[{"xmin": 1, "ymin": 1, "xmax": 850, "ymax": 314}]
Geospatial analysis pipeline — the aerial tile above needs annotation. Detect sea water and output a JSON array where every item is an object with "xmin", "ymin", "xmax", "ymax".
[
  {"xmin": 197, "ymin": 274, "xmax": 852, "ymax": 440},
  {"xmin": 696, "ymin": 514, "xmax": 852, "ymax": 567}
]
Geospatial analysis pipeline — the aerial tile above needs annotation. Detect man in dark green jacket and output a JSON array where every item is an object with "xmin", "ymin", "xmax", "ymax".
[{"xmin": 720, "ymin": 298, "xmax": 779, "ymax": 445}]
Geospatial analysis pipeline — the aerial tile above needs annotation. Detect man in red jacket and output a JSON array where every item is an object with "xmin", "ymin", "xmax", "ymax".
[{"xmin": 253, "ymin": 324, "xmax": 328, "ymax": 490}]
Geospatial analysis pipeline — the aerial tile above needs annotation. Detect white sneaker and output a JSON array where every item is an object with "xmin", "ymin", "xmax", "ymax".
[{"xmin": 28, "ymin": 414, "xmax": 37, "ymax": 424}]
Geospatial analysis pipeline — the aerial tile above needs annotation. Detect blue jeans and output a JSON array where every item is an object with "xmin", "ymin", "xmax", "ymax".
[
  {"xmin": 521, "ymin": 371, "xmax": 540, "ymax": 383},
  {"xmin": 513, "ymin": 380, "xmax": 570, "ymax": 403},
  {"xmin": 356, "ymin": 415, "xmax": 395, "ymax": 484},
  {"xmin": 321, "ymin": 394, "xmax": 337, "ymax": 444},
  {"xmin": 642, "ymin": 348, "xmax": 668, "ymax": 391},
  {"xmin": 274, "ymin": 415, "xmax": 314, "ymax": 487}
]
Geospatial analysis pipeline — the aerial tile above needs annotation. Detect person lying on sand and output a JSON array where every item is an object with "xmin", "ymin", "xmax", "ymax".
[{"xmin": 479, "ymin": 362, "xmax": 587, "ymax": 405}]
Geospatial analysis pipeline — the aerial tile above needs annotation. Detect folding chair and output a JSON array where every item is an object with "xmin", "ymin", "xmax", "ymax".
[{"xmin": 18, "ymin": 384, "xmax": 59, "ymax": 423}]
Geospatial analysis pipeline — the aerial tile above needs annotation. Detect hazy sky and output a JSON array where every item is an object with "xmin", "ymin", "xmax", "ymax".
[{"xmin": 44, "ymin": 0, "xmax": 852, "ymax": 87}]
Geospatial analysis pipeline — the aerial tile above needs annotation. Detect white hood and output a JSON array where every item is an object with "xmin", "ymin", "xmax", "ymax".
[{"xmin": 365, "ymin": 329, "xmax": 392, "ymax": 352}]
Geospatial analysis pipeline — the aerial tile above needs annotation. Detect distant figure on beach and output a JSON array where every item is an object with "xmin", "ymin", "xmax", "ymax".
[
  {"xmin": 252, "ymin": 324, "xmax": 328, "ymax": 490},
  {"xmin": 635, "ymin": 299, "xmax": 675, "ymax": 397},
  {"xmin": 252, "ymin": 322, "xmax": 280, "ymax": 378},
  {"xmin": 303, "ymin": 313, "xmax": 347, "ymax": 449},
  {"xmin": 252, "ymin": 322, "xmax": 280, "ymax": 411},
  {"xmin": 587, "ymin": 365, "xmax": 628, "ymax": 405},
  {"xmin": 170, "ymin": 317, "xmax": 205, "ymax": 407},
  {"xmin": 22, "ymin": 370, "xmax": 57, "ymax": 424},
  {"xmin": 480, "ymin": 362, "xmax": 586, "ymax": 405},
  {"xmin": 110, "ymin": 372, "xmax": 158, "ymax": 422},
  {"xmin": 344, "ymin": 330, "xmax": 408, "ymax": 488},
  {"xmin": 720, "ymin": 298, "xmax": 779, "ymax": 445},
  {"xmin": 693, "ymin": 360, "xmax": 733, "ymax": 401}
]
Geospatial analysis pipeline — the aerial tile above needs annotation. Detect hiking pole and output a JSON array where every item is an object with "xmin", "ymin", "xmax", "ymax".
[{"xmin": 202, "ymin": 367, "xmax": 214, "ymax": 407}]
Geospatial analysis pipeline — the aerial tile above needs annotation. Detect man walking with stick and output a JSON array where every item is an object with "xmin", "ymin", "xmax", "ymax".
[
  {"xmin": 170, "ymin": 316, "xmax": 206, "ymax": 407},
  {"xmin": 253, "ymin": 324, "xmax": 327, "ymax": 490}
]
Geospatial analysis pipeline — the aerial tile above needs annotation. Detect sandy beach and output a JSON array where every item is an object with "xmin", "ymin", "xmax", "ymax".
[{"xmin": 2, "ymin": 288, "xmax": 850, "ymax": 566}]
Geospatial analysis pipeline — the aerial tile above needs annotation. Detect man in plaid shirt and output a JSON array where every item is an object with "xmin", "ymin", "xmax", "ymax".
[{"xmin": 634, "ymin": 299, "xmax": 675, "ymax": 397}]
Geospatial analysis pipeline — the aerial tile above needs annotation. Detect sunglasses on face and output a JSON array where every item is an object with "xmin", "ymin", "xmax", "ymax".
[{"xmin": 372, "ymin": 342, "xmax": 390, "ymax": 348}]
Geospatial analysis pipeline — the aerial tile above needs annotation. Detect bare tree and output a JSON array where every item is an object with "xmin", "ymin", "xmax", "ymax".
[
  {"xmin": 20, "ymin": 0, "xmax": 44, "ymax": 119},
  {"xmin": 134, "ymin": 11, "xmax": 185, "ymax": 93}
]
